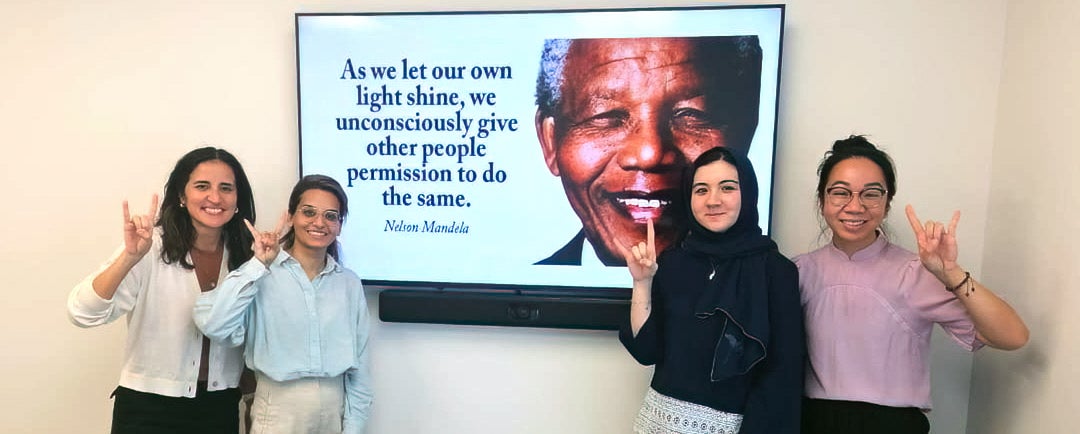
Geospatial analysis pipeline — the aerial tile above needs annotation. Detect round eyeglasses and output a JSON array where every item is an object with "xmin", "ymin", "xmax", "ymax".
[
  {"xmin": 299, "ymin": 205, "xmax": 342, "ymax": 223},
  {"xmin": 825, "ymin": 186, "xmax": 888, "ymax": 208}
]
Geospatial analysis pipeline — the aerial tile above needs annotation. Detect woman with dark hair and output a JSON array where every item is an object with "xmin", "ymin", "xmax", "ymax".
[
  {"xmin": 797, "ymin": 135, "xmax": 1029, "ymax": 434},
  {"xmin": 194, "ymin": 174, "xmax": 373, "ymax": 434},
  {"xmin": 67, "ymin": 147, "xmax": 257, "ymax": 433},
  {"xmin": 619, "ymin": 147, "xmax": 804, "ymax": 433}
]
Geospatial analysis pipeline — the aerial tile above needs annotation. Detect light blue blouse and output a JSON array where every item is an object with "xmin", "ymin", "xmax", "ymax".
[{"xmin": 194, "ymin": 250, "xmax": 372, "ymax": 433}]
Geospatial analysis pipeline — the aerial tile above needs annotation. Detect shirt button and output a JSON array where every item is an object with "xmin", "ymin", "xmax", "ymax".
[{"xmin": 212, "ymin": 381, "xmax": 219, "ymax": 387}]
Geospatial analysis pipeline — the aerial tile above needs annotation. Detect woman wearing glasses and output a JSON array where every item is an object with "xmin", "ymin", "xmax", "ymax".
[
  {"xmin": 194, "ymin": 175, "xmax": 373, "ymax": 434},
  {"xmin": 796, "ymin": 136, "xmax": 1028, "ymax": 434}
]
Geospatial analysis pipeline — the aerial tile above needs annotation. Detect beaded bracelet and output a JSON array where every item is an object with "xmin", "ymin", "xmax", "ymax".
[{"xmin": 947, "ymin": 271, "xmax": 972, "ymax": 293}]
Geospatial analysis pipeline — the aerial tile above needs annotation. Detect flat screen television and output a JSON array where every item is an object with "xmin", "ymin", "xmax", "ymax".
[{"xmin": 295, "ymin": 5, "xmax": 784, "ymax": 329}]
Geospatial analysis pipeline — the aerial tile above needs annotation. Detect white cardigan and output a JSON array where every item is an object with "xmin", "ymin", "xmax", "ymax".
[{"xmin": 67, "ymin": 231, "xmax": 245, "ymax": 397}]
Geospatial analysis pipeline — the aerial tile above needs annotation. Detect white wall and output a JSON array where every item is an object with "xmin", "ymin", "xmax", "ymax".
[
  {"xmin": 0, "ymin": 1, "xmax": 1034, "ymax": 433},
  {"xmin": 967, "ymin": 1, "xmax": 1080, "ymax": 433}
]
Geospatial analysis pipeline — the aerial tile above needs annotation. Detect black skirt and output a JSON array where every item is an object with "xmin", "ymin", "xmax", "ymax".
[
  {"xmin": 110, "ymin": 385, "xmax": 241, "ymax": 434},
  {"xmin": 802, "ymin": 398, "xmax": 930, "ymax": 434}
]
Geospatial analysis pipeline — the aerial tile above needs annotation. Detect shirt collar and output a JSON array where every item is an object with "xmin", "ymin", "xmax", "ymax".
[
  {"xmin": 272, "ymin": 249, "xmax": 341, "ymax": 275},
  {"xmin": 271, "ymin": 249, "xmax": 291, "ymax": 267},
  {"xmin": 322, "ymin": 254, "xmax": 342, "ymax": 274},
  {"xmin": 581, "ymin": 236, "xmax": 605, "ymax": 268},
  {"xmin": 829, "ymin": 230, "xmax": 889, "ymax": 262}
]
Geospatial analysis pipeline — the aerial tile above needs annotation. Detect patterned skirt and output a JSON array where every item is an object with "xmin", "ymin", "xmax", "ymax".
[{"xmin": 633, "ymin": 388, "xmax": 743, "ymax": 434}]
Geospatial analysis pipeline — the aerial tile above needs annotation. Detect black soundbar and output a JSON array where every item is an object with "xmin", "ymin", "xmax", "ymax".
[{"xmin": 378, "ymin": 290, "xmax": 630, "ymax": 330}]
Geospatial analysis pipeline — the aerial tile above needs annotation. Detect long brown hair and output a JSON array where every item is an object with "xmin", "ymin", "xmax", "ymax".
[{"xmin": 157, "ymin": 147, "xmax": 256, "ymax": 270}]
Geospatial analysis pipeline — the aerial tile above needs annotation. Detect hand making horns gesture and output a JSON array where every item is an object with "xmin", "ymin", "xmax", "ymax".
[
  {"xmin": 122, "ymin": 194, "xmax": 159, "ymax": 258},
  {"xmin": 617, "ymin": 218, "xmax": 660, "ymax": 284},
  {"xmin": 905, "ymin": 204, "xmax": 961, "ymax": 279},
  {"xmin": 245, "ymin": 212, "xmax": 290, "ymax": 266}
]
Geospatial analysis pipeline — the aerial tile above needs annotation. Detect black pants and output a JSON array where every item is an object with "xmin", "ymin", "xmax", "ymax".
[
  {"xmin": 111, "ymin": 385, "xmax": 241, "ymax": 434},
  {"xmin": 802, "ymin": 398, "xmax": 930, "ymax": 434}
]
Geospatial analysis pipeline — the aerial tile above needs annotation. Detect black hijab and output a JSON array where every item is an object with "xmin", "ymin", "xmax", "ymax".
[{"xmin": 680, "ymin": 148, "xmax": 776, "ymax": 382}]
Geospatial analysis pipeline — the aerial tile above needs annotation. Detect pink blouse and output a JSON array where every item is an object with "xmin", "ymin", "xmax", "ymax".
[{"xmin": 794, "ymin": 235, "xmax": 982, "ymax": 410}]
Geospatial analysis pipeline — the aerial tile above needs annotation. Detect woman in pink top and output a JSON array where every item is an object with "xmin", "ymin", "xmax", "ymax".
[{"xmin": 795, "ymin": 135, "xmax": 1028, "ymax": 434}]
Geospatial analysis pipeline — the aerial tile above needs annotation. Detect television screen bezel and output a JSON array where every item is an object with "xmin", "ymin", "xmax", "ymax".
[{"xmin": 295, "ymin": 5, "xmax": 785, "ymax": 327}]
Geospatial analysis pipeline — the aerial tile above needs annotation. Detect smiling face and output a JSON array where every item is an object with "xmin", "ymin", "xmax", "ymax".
[
  {"xmin": 537, "ymin": 38, "xmax": 739, "ymax": 264},
  {"xmin": 182, "ymin": 160, "xmax": 238, "ymax": 237},
  {"xmin": 822, "ymin": 157, "xmax": 888, "ymax": 255},
  {"xmin": 690, "ymin": 160, "xmax": 742, "ymax": 233},
  {"xmin": 288, "ymin": 189, "xmax": 342, "ymax": 255}
]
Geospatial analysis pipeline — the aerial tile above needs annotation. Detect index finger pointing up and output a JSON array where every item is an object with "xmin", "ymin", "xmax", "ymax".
[
  {"xmin": 646, "ymin": 218, "xmax": 656, "ymax": 258},
  {"xmin": 244, "ymin": 219, "xmax": 259, "ymax": 238},
  {"xmin": 905, "ymin": 204, "xmax": 926, "ymax": 237}
]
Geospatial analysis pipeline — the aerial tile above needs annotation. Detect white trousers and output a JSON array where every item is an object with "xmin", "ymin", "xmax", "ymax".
[
  {"xmin": 633, "ymin": 388, "xmax": 743, "ymax": 434},
  {"xmin": 250, "ymin": 373, "xmax": 345, "ymax": 434}
]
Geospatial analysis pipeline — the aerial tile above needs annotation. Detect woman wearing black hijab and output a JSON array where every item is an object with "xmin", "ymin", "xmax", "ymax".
[{"xmin": 619, "ymin": 147, "xmax": 804, "ymax": 433}]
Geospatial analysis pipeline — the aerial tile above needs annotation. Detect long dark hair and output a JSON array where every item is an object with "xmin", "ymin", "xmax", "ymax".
[
  {"xmin": 157, "ymin": 147, "xmax": 256, "ymax": 270},
  {"xmin": 281, "ymin": 175, "xmax": 349, "ymax": 261}
]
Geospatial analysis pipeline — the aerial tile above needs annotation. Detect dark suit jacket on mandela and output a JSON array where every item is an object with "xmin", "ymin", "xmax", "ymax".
[{"xmin": 534, "ymin": 229, "xmax": 586, "ymax": 266}]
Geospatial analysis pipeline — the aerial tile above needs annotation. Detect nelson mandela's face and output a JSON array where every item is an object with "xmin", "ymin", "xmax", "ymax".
[{"xmin": 537, "ymin": 38, "xmax": 743, "ymax": 265}]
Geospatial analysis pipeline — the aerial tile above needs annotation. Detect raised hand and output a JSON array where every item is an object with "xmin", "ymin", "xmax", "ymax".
[
  {"xmin": 616, "ymin": 218, "xmax": 659, "ymax": 284},
  {"xmin": 905, "ymin": 204, "xmax": 960, "ymax": 278},
  {"xmin": 122, "ymin": 194, "xmax": 159, "ymax": 258},
  {"xmin": 245, "ymin": 211, "xmax": 290, "ymax": 266}
]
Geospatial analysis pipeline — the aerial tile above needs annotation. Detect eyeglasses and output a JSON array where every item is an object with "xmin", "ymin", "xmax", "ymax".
[
  {"xmin": 825, "ymin": 186, "xmax": 888, "ymax": 208},
  {"xmin": 299, "ymin": 205, "xmax": 342, "ymax": 223}
]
